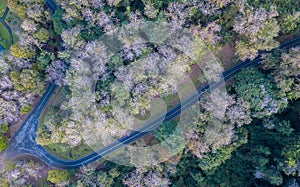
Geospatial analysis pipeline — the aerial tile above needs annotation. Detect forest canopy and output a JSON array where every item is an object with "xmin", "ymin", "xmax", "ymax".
[{"xmin": 0, "ymin": 0, "xmax": 299, "ymax": 186}]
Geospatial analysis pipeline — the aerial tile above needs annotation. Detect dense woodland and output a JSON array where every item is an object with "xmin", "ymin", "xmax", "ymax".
[{"xmin": 0, "ymin": 0, "xmax": 299, "ymax": 186}]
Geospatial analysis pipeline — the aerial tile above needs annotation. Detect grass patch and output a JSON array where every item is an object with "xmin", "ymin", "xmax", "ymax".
[
  {"xmin": 0, "ymin": 0, "xmax": 7, "ymax": 15},
  {"xmin": 0, "ymin": 22, "xmax": 10, "ymax": 49},
  {"xmin": 43, "ymin": 133, "xmax": 105, "ymax": 160},
  {"xmin": 46, "ymin": 142, "xmax": 99, "ymax": 160}
]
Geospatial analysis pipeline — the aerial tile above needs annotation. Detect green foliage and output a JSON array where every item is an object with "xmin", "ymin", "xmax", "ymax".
[
  {"xmin": 279, "ymin": 13, "xmax": 300, "ymax": 34},
  {"xmin": 154, "ymin": 122, "xmax": 176, "ymax": 142},
  {"xmin": 10, "ymin": 44, "xmax": 35, "ymax": 59},
  {"xmin": 111, "ymin": 83, "xmax": 130, "ymax": 107},
  {"xmin": 80, "ymin": 26, "xmax": 103, "ymax": 42},
  {"xmin": 21, "ymin": 105, "xmax": 31, "ymax": 114},
  {"xmin": 281, "ymin": 137, "xmax": 300, "ymax": 176},
  {"xmin": 189, "ymin": 109, "xmax": 299, "ymax": 186},
  {"xmin": 36, "ymin": 51, "xmax": 55, "ymax": 71},
  {"xmin": 108, "ymin": 55, "xmax": 124, "ymax": 72},
  {"xmin": 47, "ymin": 170, "xmax": 70, "ymax": 185},
  {"xmin": 33, "ymin": 28, "xmax": 51, "ymax": 43},
  {"xmin": 155, "ymin": 122, "xmax": 185, "ymax": 155},
  {"xmin": 8, "ymin": 0, "xmax": 27, "ymax": 18},
  {"xmin": 248, "ymin": 0, "xmax": 299, "ymax": 20},
  {"xmin": 0, "ymin": 123, "xmax": 8, "ymax": 134},
  {"xmin": 0, "ymin": 135, "xmax": 8, "ymax": 151},
  {"xmin": 198, "ymin": 128, "xmax": 248, "ymax": 174},
  {"xmin": 36, "ymin": 125, "xmax": 52, "ymax": 146},
  {"xmin": 233, "ymin": 7, "xmax": 280, "ymax": 60},
  {"xmin": 233, "ymin": 68, "xmax": 286, "ymax": 118},
  {"xmin": 262, "ymin": 47, "xmax": 300, "ymax": 100},
  {"xmin": 10, "ymin": 69, "xmax": 44, "ymax": 94},
  {"xmin": 36, "ymin": 106, "xmax": 62, "ymax": 146},
  {"xmin": 51, "ymin": 6, "xmax": 65, "ymax": 35}
]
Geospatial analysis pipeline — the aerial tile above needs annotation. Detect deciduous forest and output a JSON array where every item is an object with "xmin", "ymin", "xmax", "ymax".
[{"xmin": 0, "ymin": 0, "xmax": 299, "ymax": 186}]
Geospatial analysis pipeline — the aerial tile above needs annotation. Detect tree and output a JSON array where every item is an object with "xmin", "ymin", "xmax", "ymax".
[
  {"xmin": 46, "ymin": 60, "xmax": 67, "ymax": 86},
  {"xmin": 233, "ymin": 68, "xmax": 286, "ymax": 118},
  {"xmin": 47, "ymin": 170, "xmax": 70, "ymax": 185},
  {"xmin": 61, "ymin": 26, "xmax": 85, "ymax": 49},
  {"xmin": 75, "ymin": 165, "xmax": 120, "ymax": 187},
  {"xmin": 10, "ymin": 44, "xmax": 35, "ymax": 59},
  {"xmin": 36, "ymin": 51, "xmax": 55, "ymax": 71},
  {"xmin": 189, "ymin": 0, "xmax": 233, "ymax": 16},
  {"xmin": 233, "ymin": 6, "xmax": 280, "ymax": 60},
  {"xmin": 154, "ymin": 122, "xmax": 185, "ymax": 156},
  {"xmin": 51, "ymin": 6, "xmax": 65, "ymax": 35},
  {"xmin": 21, "ymin": 105, "xmax": 31, "ymax": 114},
  {"xmin": 33, "ymin": 28, "xmax": 51, "ymax": 43},
  {"xmin": 21, "ymin": 19, "xmax": 38, "ymax": 33},
  {"xmin": 10, "ymin": 69, "xmax": 44, "ymax": 94},
  {"xmin": 274, "ymin": 47, "xmax": 300, "ymax": 100},
  {"xmin": 188, "ymin": 111, "xmax": 298, "ymax": 187},
  {"xmin": 226, "ymin": 98, "xmax": 252, "ymax": 127},
  {"xmin": 0, "ymin": 75, "xmax": 13, "ymax": 91},
  {"xmin": 0, "ymin": 136, "xmax": 8, "ymax": 151},
  {"xmin": 0, "ymin": 123, "xmax": 9, "ymax": 134},
  {"xmin": 26, "ymin": 3, "xmax": 49, "ymax": 23},
  {"xmin": 196, "ymin": 21, "xmax": 222, "ymax": 46},
  {"xmin": 261, "ymin": 47, "xmax": 300, "ymax": 100},
  {"xmin": 0, "ymin": 160, "xmax": 46, "ymax": 186},
  {"xmin": 123, "ymin": 168, "xmax": 170, "ymax": 187},
  {"xmin": 0, "ymin": 97, "xmax": 20, "ymax": 124},
  {"xmin": 280, "ymin": 137, "xmax": 300, "ymax": 177},
  {"xmin": 0, "ymin": 56, "xmax": 10, "ymax": 75},
  {"xmin": 8, "ymin": 0, "xmax": 27, "ymax": 18},
  {"xmin": 279, "ymin": 12, "xmax": 300, "ymax": 34}
]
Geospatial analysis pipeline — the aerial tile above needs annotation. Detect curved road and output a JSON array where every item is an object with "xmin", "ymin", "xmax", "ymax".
[
  {"xmin": 6, "ymin": 0, "xmax": 300, "ymax": 169},
  {"xmin": 0, "ymin": 7, "xmax": 13, "ymax": 47}
]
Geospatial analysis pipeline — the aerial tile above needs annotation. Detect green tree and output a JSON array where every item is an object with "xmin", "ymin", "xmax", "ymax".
[
  {"xmin": 262, "ymin": 47, "xmax": 300, "ymax": 100},
  {"xmin": 51, "ymin": 6, "xmax": 65, "ymax": 35},
  {"xmin": 10, "ymin": 69, "xmax": 44, "ymax": 94},
  {"xmin": 8, "ymin": 0, "xmax": 27, "ymax": 18},
  {"xmin": 281, "ymin": 137, "xmax": 300, "ymax": 177},
  {"xmin": 36, "ymin": 51, "xmax": 55, "ymax": 71},
  {"xmin": 233, "ymin": 68, "xmax": 286, "ymax": 118},
  {"xmin": 0, "ymin": 136, "xmax": 8, "ymax": 151},
  {"xmin": 155, "ymin": 122, "xmax": 185, "ymax": 155},
  {"xmin": 47, "ymin": 170, "xmax": 70, "ymax": 185},
  {"xmin": 198, "ymin": 128, "xmax": 248, "ymax": 174},
  {"xmin": 279, "ymin": 13, "xmax": 300, "ymax": 34},
  {"xmin": 10, "ymin": 44, "xmax": 35, "ymax": 59},
  {"xmin": 21, "ymin": 105, "xmax": 31, "ymax": 114},
  {"xmin": 33, "ymin": 28, "xmax": 51, "ymax": 43},
  {"xmin": 0, "ymin": 123, "xmax": 9, "ymax": 134}
]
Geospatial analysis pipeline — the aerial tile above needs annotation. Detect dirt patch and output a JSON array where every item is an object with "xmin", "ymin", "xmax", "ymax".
[
  {"xmin": 276, "ymin": 31, "xmax": 300, "ymax": 43},
  {"xmin": 216, "ymin": 43, "xmax": 236, "ymax": 69},
  {"xmin": 188, "ymin": 64, "xmax": 204, "ymax": 86},
  {"xmin": 143, "ymin": 132, "xmax": 156, "ymax": 145}
]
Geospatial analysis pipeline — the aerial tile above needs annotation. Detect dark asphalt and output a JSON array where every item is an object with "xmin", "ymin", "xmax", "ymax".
[{"xmin": 6, "ymin": 0, "xmax": 300, "ymax": 169}]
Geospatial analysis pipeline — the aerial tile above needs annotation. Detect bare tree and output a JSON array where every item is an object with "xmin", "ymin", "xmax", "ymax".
[{"xmin": 46, "ymin": 60, "xmax": 67, "ymax": 86}]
